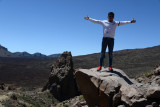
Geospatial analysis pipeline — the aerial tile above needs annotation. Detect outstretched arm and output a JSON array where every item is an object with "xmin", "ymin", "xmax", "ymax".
[
  {"xmin": 117, "ymin": 19, "xmax": 136, "ymax": 26},
  {"xmin": 84, "ymin": 16, "xmax": 103, "ymax": 25}
]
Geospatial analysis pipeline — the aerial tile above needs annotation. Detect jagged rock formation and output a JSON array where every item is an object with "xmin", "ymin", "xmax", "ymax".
[
  {"xmin": 75, "ymin": 67, "xmax": 160, "ymax": 107},
  {"xmin": 42, "ymin": 51, "xmax": 79, "ymax": 101}
]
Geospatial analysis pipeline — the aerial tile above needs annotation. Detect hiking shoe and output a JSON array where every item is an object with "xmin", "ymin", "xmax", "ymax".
[
  {"xmin": 97, "ymin": 66, "xmax": 102, "ymax": 71},
  {"xmin": 109, "ymin": 67, "xmax": 113, "ymax": 71}
]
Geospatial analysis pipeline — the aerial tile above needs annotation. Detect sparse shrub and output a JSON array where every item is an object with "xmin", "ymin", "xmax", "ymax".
[
  {"xmin": 58, "ymin": 102, "xmax": 63, "ymax": 107},
  {"xmin": 79, "ymin": 95, "xmax": 84, "ymax": 100},
  {"xmin": 63, "ymin": 104, "xmax": 68, "ymax": 107},
  {"xmin": 144, "ymin": 72, "xmax": 154, "ymax": 78},
  {"xmin": 17, "ymin": 94, "xmax": 40, "ymax": 106}
]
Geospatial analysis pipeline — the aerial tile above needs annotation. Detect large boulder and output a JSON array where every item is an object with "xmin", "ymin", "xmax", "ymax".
[
  {"xmin": 75, "ymin": 67, "xmax": 160, "ymax": 107},
  {"xmin": 42, "ymin": 51, "xmax": 79, "ymax": 101}
]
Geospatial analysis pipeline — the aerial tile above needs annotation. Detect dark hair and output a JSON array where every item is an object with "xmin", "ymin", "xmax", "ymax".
[{"xmin": 108, "ymin": 12, "xmax": 114, "ymax": 16}]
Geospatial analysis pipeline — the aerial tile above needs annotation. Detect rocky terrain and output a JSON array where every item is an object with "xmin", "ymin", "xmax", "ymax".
[
  {"xmin": 0, "ymin": 45, "xmax": 159, "ymax": 89},
  {"xmin": 0, "ymin": 45, "xmax": 160, "ymax": 107},
  {"xmin": 1, "ymin": 51, "xmax": 159, "ymax": 107},
  {"xmin": 0, "ymin": 83, "xmax": 58, "ymax": 107},
  {"xmin": 0, "ymin": 52, "xmax": 84, "ymax": 107},
  {"xmin": 0, "ymin": 82, "xmax": 86, "ymax": 107},
  {"xmin": 75, "ymin": 65, "xmax": 160, "ymax": 107},
  {"xmin": 0, "ymin": 88, "xmax": 85, "ymax": 107}
]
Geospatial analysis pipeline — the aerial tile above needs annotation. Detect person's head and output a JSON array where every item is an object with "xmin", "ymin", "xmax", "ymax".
[{"xmin": 108, "ymin": 12, "xmax": 114, "ymax": 22}]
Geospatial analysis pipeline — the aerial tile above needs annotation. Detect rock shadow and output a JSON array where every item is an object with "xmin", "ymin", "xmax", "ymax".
[{"xmin": 101, "ymin": 70, "xmax": 133, "ymax": 85}]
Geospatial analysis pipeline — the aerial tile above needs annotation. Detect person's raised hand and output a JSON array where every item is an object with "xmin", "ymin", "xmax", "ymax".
[
  {"xmin": 84, "ymin": 16, "xmax": 89, "ymax": 20},
  {"xmin": 131, "ymin": 18, "xmax": 136, "ymax": 23}
]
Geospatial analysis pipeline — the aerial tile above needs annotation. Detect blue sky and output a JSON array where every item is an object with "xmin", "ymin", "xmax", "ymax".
[{"xmin": 0, "ymin": 0, "xmax": 160, "ymax": 56}]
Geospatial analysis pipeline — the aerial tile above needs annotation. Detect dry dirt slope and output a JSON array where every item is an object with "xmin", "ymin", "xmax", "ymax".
[
  {"xmin": 0, "ymin": 45, "xmax": 159, "ymax": 88},
  {"xmin": 73, "ymin": 45, "xmax": 160, "ymax": 78},
  {"xmin": 0, "ymin": 57, "xmax": 56, "ymax": 88}
]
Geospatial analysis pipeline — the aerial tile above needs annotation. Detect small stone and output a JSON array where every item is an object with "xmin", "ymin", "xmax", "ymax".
[
  {"xmin": 113, "ymin": 92, "xmax": 121, "ymax": 107},
  {"xmin": 146, "ymin": 87, "xmax": 160, "ymax": 99},
  {"xmin": 7, "ymin": 85, "xmax": 16, "ymax": 90},
  {"xmin": 146, "ymin": 105, "xmax": 153, "ymax": 107},
  {"xmin": 137, "ymin": 77, "xmax": 144, "ymax": 83},
  {"xmin": 117, "ymin": 105, "xmax": 126, "ymax": 107},
  {"xmin": 10, "ymin": 94, "xmax": 17, "ymax": 100},
  {"xmin": 152, "ymin": 102, "xmax": 158, "ymax": 107}
]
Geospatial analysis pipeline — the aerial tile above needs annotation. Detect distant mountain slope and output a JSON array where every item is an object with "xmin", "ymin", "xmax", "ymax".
[
  {"xmin": 0, "ymin": 45, "xmax": 159, "ymax": 88},
  {"xmin": 48, "ymin": 54, "xmax": 61, "ymax": 58},
  {"xmin": 13, "ymin": 52, "xmax": 47, "ymax": 58},
  {"xmin": 0, "ymin": 45, "xmax": 14, "ymax": 57},
  {"xmin": 0, "ymin": 57, "xmax": 56, "ymax": 88},
  {"xmin": 0, "ymin": 45, "xmax": 61, "ymax": 58},
  {"xmin": 73, "ymin": 45, "xmax": 160, "ymax": 77}
]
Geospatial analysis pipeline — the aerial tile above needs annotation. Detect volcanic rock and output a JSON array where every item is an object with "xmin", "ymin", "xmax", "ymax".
[
  {"xmin": 75, "ymin": 67, "xmax": 160, "ymax": 107},
  {"xmin": 42, "ymin": 51, "xmax": 79, "ymax": 101}
]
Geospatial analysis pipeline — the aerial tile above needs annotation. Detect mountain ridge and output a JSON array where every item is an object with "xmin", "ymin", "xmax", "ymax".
[
  {"xmin": 0, "ymin": 45, "xmax": 61, "ymax": 58},
  {"xmin": 73, "ymin": 45, "xmax": 160, "ymax": 77}
]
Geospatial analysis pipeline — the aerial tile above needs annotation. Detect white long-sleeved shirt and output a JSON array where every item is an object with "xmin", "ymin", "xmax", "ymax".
[{"xmin": 88, "ymin": 18, "xmax": 131, "ymax": 38}]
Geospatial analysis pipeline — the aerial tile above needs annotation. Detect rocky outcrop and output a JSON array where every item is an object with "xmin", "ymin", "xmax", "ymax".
[
  {"xmin": 42, "ymin": 51, "xmax": 79, "ymax": 101},
  {"xmin": 75, "ymin": 67, "xmax": 160, "ymax": 107},
  {"xmin": 0, "ymin": 83, "xmax": 5, "ymax": 90},
  {"xmin": 154, "ymin": 64, "xmax": 160, "ymax": 75},
  {"xmin": 0, "ymin": 83, "xmax": 16, "ymax": 91}
]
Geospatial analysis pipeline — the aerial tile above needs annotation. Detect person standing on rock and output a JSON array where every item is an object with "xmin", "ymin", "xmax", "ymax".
[{"xmin": 84, "ymin": 12, "xmax": 136, "ymax": 71}]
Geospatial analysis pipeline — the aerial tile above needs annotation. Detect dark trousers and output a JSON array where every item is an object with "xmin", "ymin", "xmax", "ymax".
[{"xmin": 99, "ymin": 37, "xmax": 114, "ymax": 67}]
